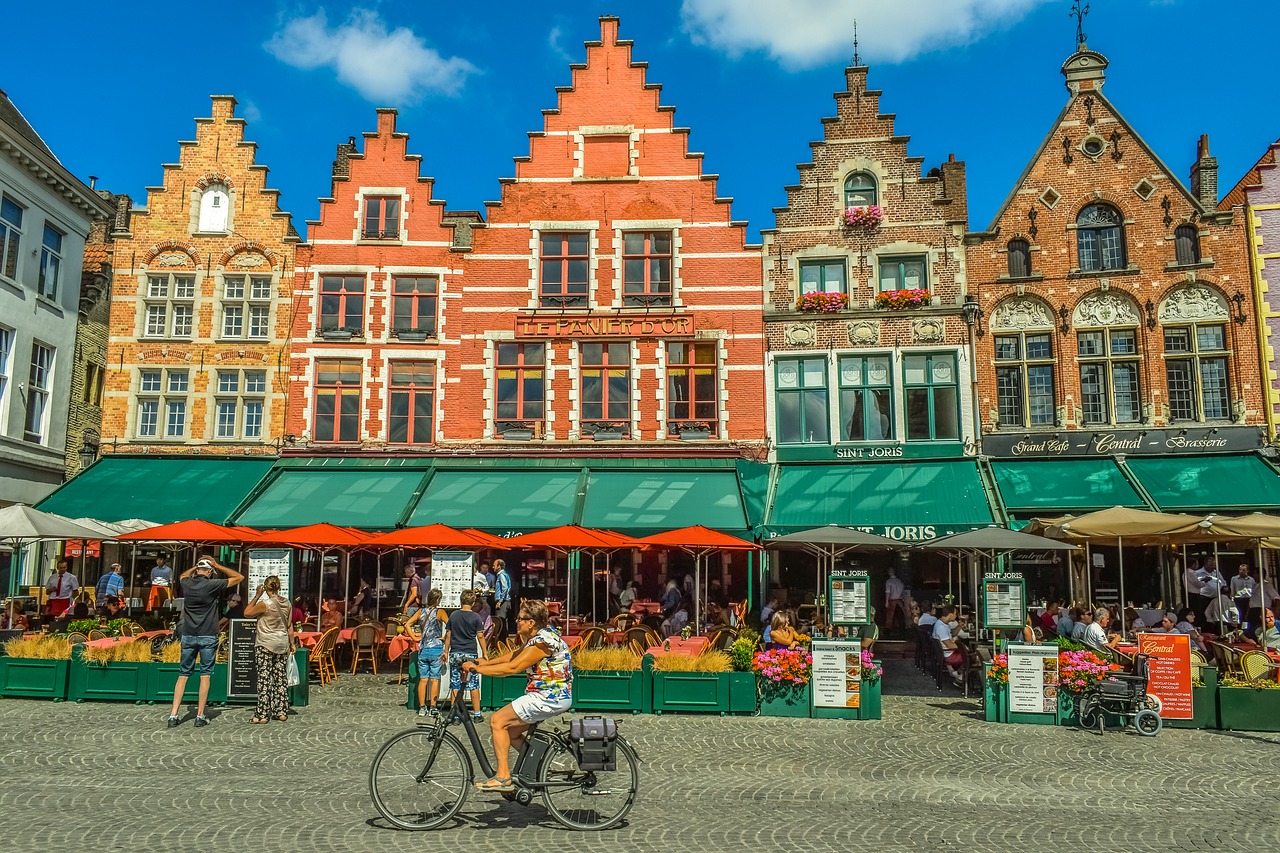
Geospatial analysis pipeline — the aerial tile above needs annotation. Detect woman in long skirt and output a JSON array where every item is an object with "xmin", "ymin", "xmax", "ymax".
[{"xmin": 245, "ymin": 575, "xmax": 295, "ymax": 723}]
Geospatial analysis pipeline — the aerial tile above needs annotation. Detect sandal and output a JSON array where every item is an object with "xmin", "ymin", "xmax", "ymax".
[
  {"xmin": 275, "ymin": 714, "xmax": 289, "ymax": 722},
  {"xmin": 475, "ymin": 776, "xmax": 514, "ymax": 793},
  {"xmin": 250, "ymin": 717, "xmax": 269, "ymax": 725}
]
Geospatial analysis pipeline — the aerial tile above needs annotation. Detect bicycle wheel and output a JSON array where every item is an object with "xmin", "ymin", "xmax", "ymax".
[
  {"xmin": 369, "ymin": 728, "xmax": 471, "ymax": 830},
  {"xmin": 539, "ymin": 737, "xmax": 639, "ymax": 831},
  {"xmin": 1078, "ymin": 695, "xmax": 1101, "ymax": 730},
  {"xmin": 1134, "ymin": 708, "xmax": 1163, "ymax": 737}
]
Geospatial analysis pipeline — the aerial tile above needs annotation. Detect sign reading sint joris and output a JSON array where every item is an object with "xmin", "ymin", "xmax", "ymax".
[{"xmin": 516, "ymin": 315, "xmax": 694, "ymax": 338}]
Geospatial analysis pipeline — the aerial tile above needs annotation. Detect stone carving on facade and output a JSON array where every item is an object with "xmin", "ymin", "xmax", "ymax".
[
  {"xmin": 911, "ymin": 318, "xmax": 945, "ymax": 343},
  {"xmin": 230, "ymin": 252, "xmax": 267, "ymax": 268},
  {"xmin": 846, "ymin": 320, "xmax": 880, "ymax": 346},
  {"xmin": 155, "ymin": 252, "xmax": 190, "ymax": 267},
  {"xmin": 1072, "ymin": 291, "xmax": 1140, "ymax": 327},
  {"xmin": 783, "ymin": 322, "xmax": 816, "ymax": 347},
  {"xmin": 990, "ymin": 296, "xmax": 1053, "ymax": 331},
  {"xmin": 1157, "ymin": 285, "xmax": 1229, "ymax": 323}
]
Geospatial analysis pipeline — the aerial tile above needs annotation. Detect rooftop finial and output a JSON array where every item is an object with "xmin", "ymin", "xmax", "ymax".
[
  {"xmin": 1070, "ymin": 0, "xmax": 1090, "ymax": 51},
  {"xmin": 851, "ymin": 20, "xmax": 861, "ymax": 66}
]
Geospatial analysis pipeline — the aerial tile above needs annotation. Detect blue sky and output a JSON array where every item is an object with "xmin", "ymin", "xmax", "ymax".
[{"xmin": 5, "ymin": 1, "xmax": 1272, "ymax": 243}]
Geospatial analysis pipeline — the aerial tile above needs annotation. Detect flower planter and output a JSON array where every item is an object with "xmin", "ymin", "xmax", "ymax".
[
  {"xmin": 758, "ymin": 681, "xmax": 811, "ymax": 718},
  {"xmin": 858, "ymin": 674, "xmax": 882, "ymax": 720},
  {"xmin": 1218, "ymin": 684, "xmax": 1280, "ymax": 732},
  {"xmin": 590, "ymin": 431, "xmax": 625, "ymax": 441},
  {"xmin": 69, "ymin": 649, "xmax": 148, "ymax": 703},
  {"xmin": 289, "ymin": 650, "xmax": 310, "ymax": 708},
  {"xmin": 0, "ymin": 657, "xmax": 70, "ymax": 700},
  {"xmin": 501, "ymin": 429, "xmax": 534, "ymax": 441},
  {"xmin": 651, "ymin": 671, "xmax": 731, "ymax": 714},
  {"xmin": 1164, "ymin": 666, "xmax": 1217, "ymax": 730},
  {"xmin": 1057, "ymin": 692, "xmax": 1080, "ymax": 727},
  {"xmin": 677, "ymin": 431, "xmax": 710, "ymax": 441},
  {"xmin": 320, "ymin": 328, "xmax": 354, "ymax": 340},
  {"xmin": 727, "ymin": 671, "xmax": 757, "ymax": 714},
  {"xmin": 573, "ymin": 669, "xmax": 647, "ymax": 714},
  {"xmin": 479, "ymin": 673, "xmax": 528, "ymax": 711},
  {"xmin": 393, "ymin": 329, "xmax": 430, "ymax": 342},
  {"xmin": 146, "ymin": 662, "xmax": 229, "ymax": 705},
  {"xmin": 983, "ymin": 665, "xmax": 1008, "ymax": 723}
]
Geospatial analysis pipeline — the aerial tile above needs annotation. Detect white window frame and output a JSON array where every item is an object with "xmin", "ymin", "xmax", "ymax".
[
  {"xmin": 37, "ymin": 223, "xmax": 63, "ymax": 299},
  {"xmin": 0, "ymin": 196, "xmax": 24, "ymax": 282},
  {"xmin": 135, "ymin": 368, "xmax": 190, "ymax": 440},
  {"xmin": 0, "ymin": 325, "xmax": 12, "ymax": 431},
  {"xmin": 24, "ymin": 342, "xmax": 53, "ymax": 444},
  {"xmin": 212, "ymin": 368, "xmax": 268, "ymax": 440},
  {"xmin": 220, "ymin": 274, "xmax": 272, "ymax": 340},
  {"xmin": 142, "ymin": 273, "xmax": 196, "ymax": 339}
]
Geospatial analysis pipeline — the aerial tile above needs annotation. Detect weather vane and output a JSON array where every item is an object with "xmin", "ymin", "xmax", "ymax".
[
  {"xmin": 851, "ymin": 20, "xmax": 861, "ymax": 66},
  {"xmin": 1070, "ymin": 0, "xmax": 1089, "ymax": 50}
]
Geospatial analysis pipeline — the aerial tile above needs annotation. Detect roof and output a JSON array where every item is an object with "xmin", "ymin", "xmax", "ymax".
[
  {"xmin": 0, "ymin": 89, "xmax": 57, "ymax": 161},
  {"xmin": 1220, "ymin": 140, "xmax": 1280, "ymax": 210}
]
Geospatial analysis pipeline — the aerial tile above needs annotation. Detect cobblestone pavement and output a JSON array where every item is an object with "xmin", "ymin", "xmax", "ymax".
[{"xmin": 0, "ymin": 658, "xmax": 1276, "ymax": 853}]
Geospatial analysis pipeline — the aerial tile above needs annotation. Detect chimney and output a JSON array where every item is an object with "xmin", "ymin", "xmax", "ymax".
[
  {"xmin": 111, "ymin": 194, "xmax": 132, "ymax": 237},
  {"xmin": 332, "ymin": 136, "xmax": 358, "ymax": 180},
  {"xmin": 1190, "ymin": 134, "xmax": 1218, "ymax": 208},
  {"xmin": 88, "ymin": 175, "xmax": 97, "ymax": 190}
]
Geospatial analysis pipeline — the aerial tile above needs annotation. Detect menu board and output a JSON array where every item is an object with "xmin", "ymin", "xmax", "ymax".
[
  {"xmin": 828, "ymin": 572, "xmax": 870, "ymax": 626},
  {"xmin": 247, "ymin": 549, "xmax": 292, "ymax": 599},
  {"xmin": 810, "ymin": 639, "xmax": 862, "ymax": 709},
  {"xmin": 1138, "ymin": 632, "xmax": 1193, "ymax": 720},
  {"xmin": 431, "ymin": 551, "xmax": 475, "ymax": 608},
  {"xmin": 982, "ymin": 574, "xmax": 1026, "ymax": 629},
  {"xmin": 1007, "ymin": 642, "xmax": 1058, "ymax": 714},
  {"xmin": 227, "ymin": 618, "xmax": 258, "ymax": 700}
]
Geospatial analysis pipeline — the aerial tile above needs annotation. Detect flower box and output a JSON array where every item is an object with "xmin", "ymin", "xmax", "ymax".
[
  {"xmin": 320, "ymin": 328, "xmax": 355, "ymax": 340},
  {"xmin": 795, "ymin": 291, "xmax": 850, "ymax": 313},
  {"xmin": 727, "ymin": 671, "xmax": 757, "ymax": 714},
  {"xmin": 875, "ymin": 288, "xmax": 931, "ymax": 310},
  {"xmin": 573, "ymin": 670, "xmax": 647, "ymax": 714},
  {"xmin": 146, "ymin": 662, "xmax": 229, "ymax": 705},
  {"xmin": 288, "ymin": 650, "xmax": 310, "ymax": 708},
  {"xmin": 0, "ymin": 657, "xmax": 70, "ymax": 700},
  {"xmin": 590, "ymin": 430, "xmax": 625, "ymax": 441},
  {"xmin": 69, "ymin": 649, "xmax": 148, "ymax": 703},
  {"xmin": 478, "ymin": 673, "xmax": 528, "ymax": 711},
  {"xmin": 858, "ymin": 670, "xmax": 882, "ymax": 720},
  {"xmin": 984, "ymin": 682, "xmax": 1008, "ymax": 723},
  {"xmin": 1164, "ymin": 665, "xmax": 1217, "ymax": 730},
  {"xmin": 678, "ymin": 431, "xmax": 710, "ymax": 441},
  {"xmin": 651, "ymin": 671, "xmax": 731, "ymax": 714},
  {"xmin": 758, "ymin": 681, "xmax": 811, "ymax": 717},
  {"xmin": 1217, "ymin": 683, "xmax": 1280, "ymax": 732},
  {"xmin": 501, "ymin": 429, "xmax": 534, "ymax": 441},
  {"xmin": 840, "ymin": 205, "xmax": 883, "ymax": 231},
  {"xmin": 393, "ymin": 329, "xmax": 431, "ymax": 342}
]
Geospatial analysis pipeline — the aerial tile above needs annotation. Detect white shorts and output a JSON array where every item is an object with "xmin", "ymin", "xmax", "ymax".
[{"xmin": 510, "ymin": 690, "xmax": 572, "ymax": 723}]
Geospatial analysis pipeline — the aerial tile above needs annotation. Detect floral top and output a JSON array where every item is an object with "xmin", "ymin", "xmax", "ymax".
[
  {"xmin": 524, "ymin": 627, "xmax": 572, "ymax": 701},
  {"xmin": 419, "ymin": 610, "xmax": 445, "ymax": 647}
]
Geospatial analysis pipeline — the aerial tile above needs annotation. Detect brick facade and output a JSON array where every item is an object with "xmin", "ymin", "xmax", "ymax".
[
  {"xmin": 762, "ymin": 65, "xmax": 976, "ymax": 460},
  {"xmin": 63, "ymin": 203, "xmax": 114, "ymax": 477},
  {"xmin": 965, "ymin": 47, "xmax": 1263, "ymax": 439},
  {"xmin": 101, "ymin": 96, "xmax": 299, "ymax": 455}
]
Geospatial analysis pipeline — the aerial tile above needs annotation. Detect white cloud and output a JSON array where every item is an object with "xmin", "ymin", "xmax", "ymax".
[
  {"xmin": 680, "ymin": 0, "xmax": 1050, "ymax": 68},
  {"xmin": 265, "ymin": 9, "xmax": 478, "ymax": 103},
  {"xmin": 240, "ymin": 99, "xmax": 262, "ymax": 124},
  {"xmin": 548, "ymin": 25, "xmax": 574, "ymax": 64}
]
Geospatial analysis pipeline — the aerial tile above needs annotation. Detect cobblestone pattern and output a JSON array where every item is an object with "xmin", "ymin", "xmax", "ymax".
[{"xmin": 0, "ymin": 662, "xmax": 1275, "ymax": 853}]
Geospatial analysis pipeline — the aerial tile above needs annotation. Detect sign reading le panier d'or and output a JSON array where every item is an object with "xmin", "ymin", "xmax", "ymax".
[
  {"xmin": 516, "ymin": 314, "xmax": 694, "ymax": 339},
  {"xmin": 983, "ymin": 573, "xmax": 1026, "ymax": 630},
  {"xmin": 982, "ymin": 426, "xmax": 1262, "ymax": 458}
]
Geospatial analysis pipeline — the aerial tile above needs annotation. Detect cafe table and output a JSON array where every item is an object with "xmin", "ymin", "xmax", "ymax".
[
  {"xmin": 387, "ymin": 634, "xmax": 418, "ymax": 662},
  {"xmin": 630, "ymin": 600, "xmax": 661, "ymax": 616},
  {"xmin": 338, "ymin": 624, "xmax": 387, "ymax": 644},
  {"xmin": 644, "ymin": 636, "xmax": 709, "ymax": 660},
  {"xmin": 295, "ymin": 631, "xmax": 324, "ymax": 649}
]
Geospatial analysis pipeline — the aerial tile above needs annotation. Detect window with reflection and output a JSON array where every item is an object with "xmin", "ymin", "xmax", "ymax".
[
  {"xmin": 1077, "ymin": 328, "xmax": 1140, "ymax": 424},
  {"xmin": 844, "ymin": 172, "xmax": 878, "ymax": 207},
  {"xmin": 775, "ymin": 357, "xmax": 829, "ymax": 444},
  {"xmin": 838, "ymin": 355, "xmax": 892, "ymax": 441},
  {"xmin": 1165, "ymin": 323, "xmax": 1229, "ymax": 421},
  {"xmin": 995, "ymin": 333, "xmax": 1055, "ymax": 427},
  {"xmin": 1076, "ymin": 204, "xmax": 1126, "ymax": 271},
  {"xmin": 904, "ymin": 353, "xmax": 958, "ymax": 440}
]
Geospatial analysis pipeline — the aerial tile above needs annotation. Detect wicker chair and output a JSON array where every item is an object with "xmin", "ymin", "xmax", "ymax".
[
  {"xmin": 87, "ymin": 629, "xmax": 106, "ymax": 641},
  {"xmin": 309, "ymin": 627, "xmax": 341, "ymax": 685},
  {"xmin": 66, "ymin": 632, "xmax": 88, "ymax": 646},
  {"xmin": 578, "ymin": 626, "xmax": 607, "ymax": 650},
  {"xmin": 1239, "ymin": 650, "xmax": 1280, "ymax": 683},
  {"xmin": 350, "ymin": 623, "xmax": 380, "ymax": 674},
  {"xmin": 1189, "ymin": 650, "xmax": 1207, "ymax": 683}
]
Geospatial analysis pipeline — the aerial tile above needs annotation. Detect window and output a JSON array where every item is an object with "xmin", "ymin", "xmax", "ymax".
[
  {"xmin": 1076, "ymin": 204, "xmax": 1126, "ymax": 272},
  {"xmin": 388, "ymin": 361, "xmax": 435, "ymax": 443},
  {"xmin": 495, "ymin": 343, "xmax": 545, "ymax": 429},
  {"xmin": 221, "ymin": 275, "xmax": 271, "ymax": 339},
  {"xmin": 580, "ymin": 343, "xmax": 631, "ymax": 429},
  {"xmin": 878, "ymin": 255, "xmax": 927, "ymax": 292},
  {"xmin": 1007, "ymin": 238, "xmax": 1031, "ymax": 279},
  {"xmin": 995, "ymin": 333, "xmax": 1056, "ymax": 427},
  {"xmin": 904, "ymin": 353, "xmax": 959, "ymax": 441},
  {"xmin": 143, "ymin": 274, "xmax": 196, "ymax": 339},
  {"xmin": 838, "ymin": 356, "xmax": 892, "ymax": 441},
  {"xmin": 666, "ymin": 342, "xmax": 717, "ymax": 432},
  {"xmin": 799, "ymin": 259, "xmax": 846, "ymax": 295},
  {"xmin": 0, "ymin": 327, "xmax": 11, "ymax": 416},
  {"xmin": 540, "ymin": 232, "xmax": 589, "ymax": 307},
  {"xmin": 214, "ymin": 369, "xmax": 268, "ymax": 440},
  {"xmin": 319, "ymin": 275, "xmax": 365, "ymax": 334},
  {"xmin": 775, "ymin": 357, "xmax": 829, "ymax": 444},
  {"xmin": 314, "ymin": 359, "xmax": 362, "ymax": 442},
  {"xmin": 362, "ymin": 196, "xmax": 401, "ymax": 239},
  {"xmin": 0, "ymin": 197, "xmax": 21, "ymax": 280},
  {"xmin": 622, "ymin": 231, "xmax": 672, "ymax": 306},
  {"xmin": 1174, "ymin": 225, "xmax": 1201, "ymax": 266},
  {"xmin": 1165, "ymin": 324, "xmax": 1230, "ymax": 421},
  {"xmin": 137, "ymin": 369, "xmax": 166, "ymax": 438},
  {"xmin": 844, "ymin": 172, "xmax": 878, "ymax": 207},
  {"xmin": 197, "ymin": 185, "xmax": 229, "ymax": 233},
  {"xmin": 1077, "ymin": 328, "xmax": 1140, "ymax": 424},
  {"xmin": 23, "ymin": 342, "xmax": 52, "ymax": 443},
  {"xmin": 392, "ymin": 276, "xmax": 438, "ymax": 336},
  {"xmin": 37, "ymin": 225, "xmax": 63, "ymax": 299}
]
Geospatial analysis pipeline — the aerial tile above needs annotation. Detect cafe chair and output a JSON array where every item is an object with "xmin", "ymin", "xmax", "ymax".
[
  {"xmin": 578, "ymin": 626, "xmax": 607, "ymax": 650},
  {"xmin": 350, "ymin": 623, "xmax": 380, "ymax": 674},
  {"xmin": 487, "ymin": 618, "xmax": 507, "ymax": 645},
  {"xmin": 66, "ymin": 632, "xmax": 88, "ymax": 646},
  {"xmin": 87, "ymin": 629, "xmax": 106, "ymax": 641},
  {"xmin": 1239, "ymin": 650, "xmax": 1280, "ymax": 683},
  {"xmin": 309, "ymin": 627, "xmax": 340, "ymax": 685},
  {"xmin": 1189, "ymin": 650, "xmax": 1207, "ymax": 683}
]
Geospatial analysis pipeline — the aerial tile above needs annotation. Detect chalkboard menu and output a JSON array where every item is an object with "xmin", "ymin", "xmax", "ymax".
[{"xmin": 228, "ymin": 618, "xmax": 258, "ymax": 700}]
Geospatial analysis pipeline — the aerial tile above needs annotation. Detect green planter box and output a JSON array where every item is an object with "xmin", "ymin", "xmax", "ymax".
[
  {"xmin": 859, "ymin": 673, "xmax": 882, "ymax": 720},
  {"xmin": 1218, "ymin": 684, "xmax": 1280, "ymax": 732},
  {"xmin": 984, "ymin": 666, "xmax": 1008, "ymax": 723},
  {"xmin": 0, "ymin": 657, "xmax": 70, "ymax": 700},
  {"xmin": 288, "ymin": 650, "xmax": 310, "ymax": 708},
  {"xmin": 758, "ymin": 681, "xmax": 811, "ymax": 717},
  {"xmin": 652, "ymin": 671, "xmax": 731, "ymax": 714},
  {"xmin": 1057, "ymin": 692, "xmax": 1080, "ymax": 726},
  {"xmin": 573, "ymin": 670, "xmax": 646, "ymax": 713},
  {"xmin": 147, "ymin": 662, "xmax": 228, "ymax": 705},
  {"xmin": 727, "ymin": 671, "xmax": 757, "ymax": 714},
  {"xmin": 479, "ymin": 674, "xmax": 527, "ymax": 711},
  {"xmin": 1165, "ymin": 666, "xmax": 1217, "ymax": 730},
  {"xmin": 69, "ymin": 649, "xmax": 148, "ymax": 703}
]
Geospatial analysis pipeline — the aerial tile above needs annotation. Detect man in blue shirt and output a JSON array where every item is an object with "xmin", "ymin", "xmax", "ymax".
[
  {"xmin": 95, "ymin": 563, "xmax": 125, "ymax": 612},
  {"xmin": 493, "ymin": 559, "xmax": 512, "ymax": 629}
]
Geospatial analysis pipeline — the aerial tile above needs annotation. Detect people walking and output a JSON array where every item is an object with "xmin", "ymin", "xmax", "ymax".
[
  {"xmin": 167, "ymin": 555, "xmax": 244, "ymax": 729},
  {"xmin": 405, "ymin": 589, "xmax": 448, "ymax": 717},
  {"xmin": 244, "ymin": 575, "xmax": 295, "ymax": 724}
]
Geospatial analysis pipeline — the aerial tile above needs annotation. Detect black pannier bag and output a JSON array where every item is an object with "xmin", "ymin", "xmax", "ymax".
[{"xmin": 567, "ymin": 715, "xmax": 618, "ymax": 771}]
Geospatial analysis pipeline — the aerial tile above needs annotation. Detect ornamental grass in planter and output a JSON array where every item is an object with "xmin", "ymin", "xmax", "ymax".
[
  {"xmin": 651, "ymin": 651, "xmax": 733, "ymax": 714},
  {"xmin": 1217, "ymin": 676, "xmax": 1280, "ymax": 732},
  {"xmin": 0, "ymin": 637, "xmax": 72, "ymax": 699},
  {"xmin": 71, "ymin": 641, "xmax": 154, "ymax": 703},
  {"xmin": 572, "ymin": 647, "xmax": 647, "ymax": 713}
]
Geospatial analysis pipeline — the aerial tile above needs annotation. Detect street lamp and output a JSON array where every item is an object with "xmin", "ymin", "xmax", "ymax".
[
  {"xmin": 77, "ymin": 437, "xmax": 98, "ymax": 472},
  {"xmin": 961, "ymin": 296, "xmax": 983, "ymax": 455}
]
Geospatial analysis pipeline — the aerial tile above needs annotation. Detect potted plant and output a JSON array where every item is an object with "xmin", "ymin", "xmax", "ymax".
[
  {"xmin": 673, "ymin": 421, "xmax": 712, "ymax": 440},
  {"xmin": 393, "ymin": 326, "xmax": 433, "ymax": 342},
  {"xmin": 651, "ymin": 650, "xmax": 733, "ymax": 714},
  {"xmin": 70, "ymin": 639, "xmax": 152, "ymax": 703},
  {"xmin": 984, "ymin": 652, "xmax": 1009, "ymax": 723},
  {"xmin": 1217, "ymin": 674, "xmax": 1280, "ymax": 732},
  {"xmin": 587, "ymin": 421, "xmax": 627, "ymax": 441},
  {"xmin": 497, "ymin": 421, "xmax": 535, "ymax": 441},
  {"xmin": 795, "ymin": 291, "xmax": 850, "ymax": 313},
  {"xmin": 320, "ymin": 325, "xmax": 356, "ymax": 340},
  {"xmin": 728, "ymin": 630, "xmax": 760, "ymax": 714},
  {"xmin": 0, "ymin": 636, "xmax": 72, "ymax": 700},
  {"xmin": 840, "ymin": 204, "xmax": 883, "ymax": 232},
  {"xmin": 146, "ymin": 636, "xmax": 229, "ymax": 705},
  {"xmin": 874, "ymin": 288, "xmax": 931, "ymax": 310},
  {"xmin": 1055, "ymin": 648, "xmax": 1121, "ymax": 726},
  {"xmin": 754, "ymin": 647, "xmax": 812, "ymax": 718},
  {"xmin": 571, "ymin": 647, "xmax": 647, "ymax": 713},
  {"xmin": 858, "ymin": 650, "xmax": 883, "ymax": 721}
]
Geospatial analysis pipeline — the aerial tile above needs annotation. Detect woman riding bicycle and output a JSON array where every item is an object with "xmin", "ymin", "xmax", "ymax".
[{"xmin": 460, "ymin": 600, "xmax": 571, "ymax": 792}]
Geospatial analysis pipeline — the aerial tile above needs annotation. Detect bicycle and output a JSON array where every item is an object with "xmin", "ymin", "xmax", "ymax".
[{"xmin": 369, "ymin": 700, "xmax": 639, "ymax": 831}]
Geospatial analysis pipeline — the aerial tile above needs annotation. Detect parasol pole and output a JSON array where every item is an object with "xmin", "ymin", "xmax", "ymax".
[
  {"xmin": 1117, "ymin": 536, "xmax": 1126, "ymax": 638},
  {"xmin": 1212, "ymin": 540, "xmax": 1223, "ymax": 636}
]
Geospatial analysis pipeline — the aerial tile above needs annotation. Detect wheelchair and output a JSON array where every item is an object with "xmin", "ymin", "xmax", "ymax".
[{"xmin": 1077, "ymin": 653, "xmax": 1163, "ymax": 737}]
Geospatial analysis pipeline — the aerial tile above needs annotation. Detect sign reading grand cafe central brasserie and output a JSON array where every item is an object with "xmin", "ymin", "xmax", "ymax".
[{"xmin": 982, "ymin": 426, "xmax": 1265, "ymax": 457}]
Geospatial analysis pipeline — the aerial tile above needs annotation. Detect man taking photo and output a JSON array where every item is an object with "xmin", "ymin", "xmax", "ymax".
[{"xmin": 167, "ymin": 554, "xmax": 243, "ymax": 729}]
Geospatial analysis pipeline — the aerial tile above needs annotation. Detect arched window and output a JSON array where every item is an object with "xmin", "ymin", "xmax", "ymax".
[
  {"xmin": 1007, "ymin": 238, "xmax": 1031, "ymax": 278},
  {"xmin": 844, "ymin": 172, "xmax": 877, "ymax": 207},
  {"xmin": 1174, "ymin": 225, "xmax": 1201, "ymax": 266},
  {"xmin": 197, "ymin": 185, "xmax": 229, "ymax": 233},
  {"xmin": 1075, "ymin": 204, "xmax": 1126, "ymax": 272}
]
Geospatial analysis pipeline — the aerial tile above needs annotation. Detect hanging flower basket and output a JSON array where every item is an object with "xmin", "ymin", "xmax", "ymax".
[
  {"xmin": 796, "ymin": 291, "xmax": 850, "ymax": 313},
  {"xmin": 875, "ymin": 288, "xmax": 931, "ymax": 310},
  {"xmin": 841, "ymin": 205, "xmax": 883, "ymax": 231}
]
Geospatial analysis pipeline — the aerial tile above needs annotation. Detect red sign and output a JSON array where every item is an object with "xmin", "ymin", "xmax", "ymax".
[
  {"xmin": 1137, "ymin": 632, "xmax": 1193, "ymax": 720},
  {"xmin": 515, "ymin": 314, "xmax": 694, "ymax": 339},
  {"xmin": 64, "ymin": 539, "xmax": 101, "ymax": 558}
]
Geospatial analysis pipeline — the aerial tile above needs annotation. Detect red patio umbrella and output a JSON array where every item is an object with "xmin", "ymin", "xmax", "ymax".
[
  {"xmin": 363, "ymin": 524, "xmax": 494, "ymax": 549},
  {"xmin": 251, "ymin": 523, "xmax": 372, "ymax": 548},
  {"xmin": 504, "ymin": 526, "xmax": 642, "ymax": 621},
  {"xmin": 462, "ymin": 529, "xmax": 509, "ymax": 549},
  {"xmin": 117, "ymin": 519, "xmax": 255, "ymax": 544},
  {"xmin": 633, "ymin": 526, "xmax": 759, "ymax": 632}
]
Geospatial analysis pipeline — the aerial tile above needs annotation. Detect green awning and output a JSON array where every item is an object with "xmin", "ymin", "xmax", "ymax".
[
  {"xmin": 233, "ymin": 465, "xmax": 431, "ymax": 529},
  {"xmin": 406, "ymin": 470, "xmax": 582, "ymax": 534},
  {"xmin": 1124, "ymin": 454, "xmax": 1280, "ymax": 511},
  {"xmin": 766, "ymin": 460, "xmax": 995, "ymax": 536},
  {"xmin": 581, "ymin": 470, "xmax": 749, "ymax": 535},
  {"xmin": 36, "ymin": 456, "xmax": 275, "ymax": 524},
  {"xmin": 991, "ymin": 458, "xmax": 1146, "ymax": 514}
]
